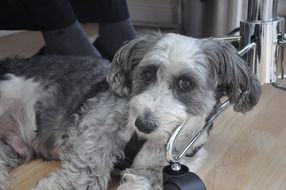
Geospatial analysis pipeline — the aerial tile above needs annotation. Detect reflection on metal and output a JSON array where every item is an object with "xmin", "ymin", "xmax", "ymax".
[
  {"xmin": 246, "ymin": 0, "xmax": 278, "ymax": 21},
  {"xmin": 240, "ymin": 0, "xmax": 285, "ymax": 85},
  {"xmin": 238, "ymin": 42, "xmax": 256, "ymax": 56},
  {"xmin": 213, "ymin": 35, "xmax": 241, "ymax": 42}
]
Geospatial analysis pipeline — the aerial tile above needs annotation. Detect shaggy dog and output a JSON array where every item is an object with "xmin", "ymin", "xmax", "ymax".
[{"xmin": 0, "ymin": 33, "xmax": 261, "ymax": 190}]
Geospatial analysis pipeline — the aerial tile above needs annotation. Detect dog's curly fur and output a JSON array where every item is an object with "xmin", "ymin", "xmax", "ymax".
[{"xmin": 0, "ymin": 33, "xmax": 261, "ymax": 190}]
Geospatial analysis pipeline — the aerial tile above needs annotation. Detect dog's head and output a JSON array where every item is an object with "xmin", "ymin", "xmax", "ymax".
[{"xmin": 107, "ymin": 33, "xmax": 261, "ymax": 140}]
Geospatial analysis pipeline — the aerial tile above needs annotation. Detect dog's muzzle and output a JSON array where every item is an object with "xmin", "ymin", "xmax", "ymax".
[{"xmin": 135, "ymin": 118, "xmax": 157, "ymax": 134}]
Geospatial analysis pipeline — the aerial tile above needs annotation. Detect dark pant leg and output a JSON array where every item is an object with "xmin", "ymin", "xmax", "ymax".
[
  {"xmin": 0, "ymin": 0, "xmax": 36, "ymax": 30},
  {"xmin": 69, "ymin": 0, "xmax": 130, "ymax": 24},
  {"xmin": 0, "ymin": 0, "xmax": 76, "ymax": 31},
  {"xmin": 0, "ymin": 0, "xmax": 130, "ymax": 30}
]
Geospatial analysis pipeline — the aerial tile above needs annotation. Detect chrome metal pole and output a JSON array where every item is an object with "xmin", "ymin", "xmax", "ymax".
[
  {"xmin": 261, "ymin": 0, "xmax": 278, "ymax": 21},
  {"xmin": 213, "ymin": 36, "xmax": 241, "ymax": 42},
  {"xmin": 240, "ymin": 0, "xmax": 285, "ymax": 84},
  {"xmin": 247, "ymin": 0, "xmax": 278, "ymax": 21}
]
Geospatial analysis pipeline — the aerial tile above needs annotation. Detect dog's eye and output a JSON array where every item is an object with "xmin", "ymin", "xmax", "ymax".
[
  {"xmin": 140, "ymin": 65, "xmax": 158, "ymax": 83},
  {"xmin": 143, "ymin": 70, "xmax": 153, "ymax": 81},
  {"xmin": 178, "ymin": 78, "xmax": 193, "ymax": 91},
  {"xmin": 142, "ymin": 68, "xmax": 157, "ymax": 83}
]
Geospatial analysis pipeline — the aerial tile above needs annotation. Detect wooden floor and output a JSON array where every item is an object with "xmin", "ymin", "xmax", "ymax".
[{"xmin": 1, "ymin": 30, "xmax": 286, "ymax": 190}]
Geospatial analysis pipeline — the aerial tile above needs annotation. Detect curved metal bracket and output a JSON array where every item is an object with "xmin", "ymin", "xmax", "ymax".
[{"xmin": 165, "ymin": 99, "xmax": 230, "ymax": 164}]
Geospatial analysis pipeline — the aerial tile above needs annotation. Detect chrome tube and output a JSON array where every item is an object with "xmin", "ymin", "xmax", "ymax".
[
  {"xmin": 246, "ymin": 0, "xmax": 262, "ymax": 21},
  {"xmin": 165, "ymin": 100, "xmax": 230, "ymax": 164},
  {"xmin": 247, "ymin": 0, "xmax": 278, "ymax": 21},
  {"xmin": 213, "ymin": 36, "xmax": 241, "ymax": 42},
  {"xmin": 165, "ymin": 120, "xmax": 186, "ymax": 164},
  {"xmin": 240, "ymin": 0, "xmax": 285, "ymax": 84},
  {"xmin": 261, "ymin": 0, "xmax": 278, "ymax": 21},
  {"xmin": 237, "ymin": 42, "xmax": 256, "ymax": 56}
]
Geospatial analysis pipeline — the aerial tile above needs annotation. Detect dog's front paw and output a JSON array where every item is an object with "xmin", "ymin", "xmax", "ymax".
[{"xmin": 117, "ymin": 173, "xmax": 161, "ymax": 190}]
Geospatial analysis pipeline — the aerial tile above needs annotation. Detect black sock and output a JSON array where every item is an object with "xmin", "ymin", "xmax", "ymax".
[
  {"xmin": 94, "ymin": 18, "xmax": 136, "ymax": 60},
  {"xmin": 42, "ymin": 21, "xmax": 101, "ymax": 57}
]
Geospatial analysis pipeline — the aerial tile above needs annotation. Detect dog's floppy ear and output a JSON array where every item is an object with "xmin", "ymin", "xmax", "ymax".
[
  {"xmin": 201, "ymin": 39, "xmax": 261, "ymax": 113},
  {"xmin": 107, "ymin": 33, "xmax": 162, "ymax": 97}
]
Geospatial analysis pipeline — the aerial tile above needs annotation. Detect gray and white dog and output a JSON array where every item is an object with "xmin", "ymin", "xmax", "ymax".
[{"xmin": 0, "ymin": 33, "xmax": 261, "ymax": 190}]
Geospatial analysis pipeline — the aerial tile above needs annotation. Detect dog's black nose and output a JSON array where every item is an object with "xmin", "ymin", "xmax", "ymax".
[{"xmin": 135, "ymin": 118, "xmax": 157, "ymax": 134}]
